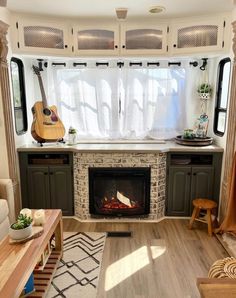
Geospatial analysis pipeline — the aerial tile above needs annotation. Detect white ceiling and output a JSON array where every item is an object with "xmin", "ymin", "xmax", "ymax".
[{"xmin": 7, "ymin": 0, "xmax": 235, "ymax": 19}]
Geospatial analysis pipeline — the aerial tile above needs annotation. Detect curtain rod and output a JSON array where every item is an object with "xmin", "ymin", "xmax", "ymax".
[
  {"xmin": 73, "ymin": 62, "xmax": 87, "ymax": 67},
  {"xmin": 49, "ymin": 60, "xmax": 202, "ymax": 68},
  {"xmin": 52, "ymin": 62, "xmax": 66, "ymax": 67},
  {"xmin": 168, "ymin": 62, "xmax": 181, "ymax": 66}
]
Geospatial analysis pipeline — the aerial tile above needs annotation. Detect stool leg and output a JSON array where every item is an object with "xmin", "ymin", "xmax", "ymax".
[
  {"xmin": 189, "ymin": 207, "xmax": 199, "ymax": 229},
  {"xmin": 207, "ymin": 209, "xmax": 213, "ymax": 236}
]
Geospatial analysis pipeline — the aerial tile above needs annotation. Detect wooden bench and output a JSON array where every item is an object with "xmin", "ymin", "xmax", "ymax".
[
  {"xmin": 197, "ymin": 277, "xmax": 236, "ymax": 298},
  {"xmin": 0, "ymin": 209, "xmax": 63, "ymax": 298},
  {"xmin": 189, "ymin": 198, "xmax": 217, "ymax": 236}
]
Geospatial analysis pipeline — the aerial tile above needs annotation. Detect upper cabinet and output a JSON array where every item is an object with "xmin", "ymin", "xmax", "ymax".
[
  {"xmin": 120, "ymin": 23, "xmax": 168, "ymax": 55},
  {"xmin": 169, "ymin": 16, "xmax": 227, "ymax": 55},
  {"xmin": 73, "ymin": 24, "xmax": 119, "ymax": 56},
  {"xmin": 12, "ymin": 18, "xmax": 72, "ymax": 56},
  {"xmin": 10, "ymin": 13, "xmax": 231, "ymax": 57}
]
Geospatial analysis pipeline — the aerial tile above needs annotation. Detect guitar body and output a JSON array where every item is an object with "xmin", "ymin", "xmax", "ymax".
[{"xmin": 31, "ymin": 101, "xmax": 65, "ymax": 142}]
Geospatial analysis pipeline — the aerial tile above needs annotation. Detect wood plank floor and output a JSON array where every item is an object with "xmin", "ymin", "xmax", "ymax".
[{"xmin": 63, "ymin": 218, "xmax": 229, "ymax": 298}]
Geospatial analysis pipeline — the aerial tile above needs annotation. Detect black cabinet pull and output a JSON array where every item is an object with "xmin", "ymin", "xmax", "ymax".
[
  {"xmin": 44, "ymin": 172, "xmax": 48, "ymax": 175},
  {"xmin": 173, "ymin": 44, "xmax": 177, "ymax": 48},
  {"xmin": 49, "ymin": 172, "xmax": 53, "ymax": 175},
  {"xmin": 115, "ymin": 45, "xmax": 118, "ymax": 49},
  {"xmin": 187, "ymin": 172, "xmax": 191, "ymax": 175},
  {"xmin": 122, "ymin": 45, "xmax": 125, "ymax": 48},
  {"xmin": 193, "ymin": 173, "xmax": 196, "ymax": 176}
]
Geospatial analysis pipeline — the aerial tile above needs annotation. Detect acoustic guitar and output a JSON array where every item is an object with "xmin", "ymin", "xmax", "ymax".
[{"xmin": 31, "ymin": 65, "xmax": 65, "ymax": 143}]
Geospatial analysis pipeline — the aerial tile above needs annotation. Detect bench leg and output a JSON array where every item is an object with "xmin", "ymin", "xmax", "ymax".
[
  {"xmin": 189, "ymin": 207, "xmax": 199, "ymax": 229},
  {"xmin": 207, "ymin": 209, "xmax": 213, "ymax": 236}
]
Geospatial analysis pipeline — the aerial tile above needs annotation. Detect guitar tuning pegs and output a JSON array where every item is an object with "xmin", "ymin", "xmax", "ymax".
[{"xmin": 37, "ymin": 59, "xmax": 43, "ymax": 71}]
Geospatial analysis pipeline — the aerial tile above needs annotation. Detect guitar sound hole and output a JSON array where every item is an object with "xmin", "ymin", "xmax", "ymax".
[{"xmin": 43, "ymin": 108, "xmax": 52, "ymax": 116}]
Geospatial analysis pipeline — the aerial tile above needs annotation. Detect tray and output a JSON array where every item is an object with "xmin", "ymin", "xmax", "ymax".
[
  {"xmin": 175, "ymin": 135, "xmax": 213, "ymax": 146},
  {"xmin": 9, "ymin": 226, "xmax": 44, "ymax": 244}
]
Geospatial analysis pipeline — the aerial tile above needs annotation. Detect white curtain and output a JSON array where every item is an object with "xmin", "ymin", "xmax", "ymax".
[
  {"xmin": 120, "ymin": 67, "xmax": 187, "ymax": 139},
  {"xmin": 46, "ymin": 63, "xmax": 193, "ymax": 140}
]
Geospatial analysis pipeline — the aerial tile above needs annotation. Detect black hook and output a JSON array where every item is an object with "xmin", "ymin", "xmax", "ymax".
[
  {"xmin": 200, "ymin": 58, "xmax": 208, "ymax": 71},
  {"xmin": 189, "ymin": 61, "xmax": 198, "ymax": 67}
]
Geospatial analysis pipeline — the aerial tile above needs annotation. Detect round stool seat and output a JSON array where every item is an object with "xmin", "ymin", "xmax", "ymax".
[{"xmin": 192, "ymin": 198, "xmax": 217, "ymax": 210}]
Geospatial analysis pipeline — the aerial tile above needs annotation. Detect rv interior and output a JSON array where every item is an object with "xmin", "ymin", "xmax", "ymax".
[{"xmin": 1, "ymin": 0, "xmax": 236, "ymax": 297}]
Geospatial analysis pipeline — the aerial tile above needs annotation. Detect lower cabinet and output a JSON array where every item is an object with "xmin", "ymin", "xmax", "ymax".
[
  {"xmin": 19, "ymin": 152, "xmax": 74, "ymax": 216},
  {"xmin": 166, "ymin": 153, "xmax": 222, "ymax": 217}
]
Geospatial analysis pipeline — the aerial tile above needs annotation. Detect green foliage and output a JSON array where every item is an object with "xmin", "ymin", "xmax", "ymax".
[
  {"xmin": 68, "ymin": 127, "xmax": 76, "ymax": 134},
  {"xmin": 197, "ymin": 83, "xmax": 212, "ymax": 94},
  {"xmin": 11, "ymin": 213, "xmax": 33, "ymax": 230}
]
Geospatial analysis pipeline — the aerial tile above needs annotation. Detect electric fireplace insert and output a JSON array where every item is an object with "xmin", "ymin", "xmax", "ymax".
[{"xmin": 89, "ymin": 167, "xmax": 151, "ymax": 216}]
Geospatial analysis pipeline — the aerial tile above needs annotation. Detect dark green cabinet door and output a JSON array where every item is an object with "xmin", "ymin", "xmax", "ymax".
[
  {"xmin": 27, "ymin": 166, "xmax": 50, "ymax": 209},
  {"xmin": 167, "ymin": 166, "xmax": 191, "ymax": 216},
  {"xmin": 191, "ymin": 166, "xmax": 214, "ymax": 203},
  {"xmin": 49, "ymin": 166, "xmax": 73, "ymax": 215}
]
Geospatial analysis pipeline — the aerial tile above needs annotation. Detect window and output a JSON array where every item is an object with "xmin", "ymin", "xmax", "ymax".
[
  {"xmin": 214, "ymin": 58, "xmax": 231, "ymax": 136},
  {"xmin": 10, "ymin": 57, "xmax": 28, "ymax": 135}
]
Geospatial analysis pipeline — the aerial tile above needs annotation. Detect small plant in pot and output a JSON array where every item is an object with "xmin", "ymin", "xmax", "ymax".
[
  {"xmin": 9, "ymin": 214, "xmax": 33, "ymax": 240},
  {"xmin": 197, "ymin": 83, "xmax": 212, "ymax": 100},
  {"xmin": 68, "ymin": 126, "xmax": 77, "ymax": 145}
]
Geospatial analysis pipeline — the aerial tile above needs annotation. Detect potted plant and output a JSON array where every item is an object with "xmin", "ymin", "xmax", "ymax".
[
  {"xmin": 9, "ymin": 213, "xmax": 33, "ymax": 240},
  {"xmin": 197, "ymin": 83, "xmax": 212, "ymax": 100}
]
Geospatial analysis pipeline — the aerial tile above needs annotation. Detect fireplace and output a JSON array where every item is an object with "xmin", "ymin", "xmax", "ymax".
[{"xmin": 89, "ymin": 167, "xmax": 151, "ymax": 216}]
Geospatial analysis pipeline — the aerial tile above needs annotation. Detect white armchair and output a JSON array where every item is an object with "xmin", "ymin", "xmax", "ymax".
[{"xmin": 0, "ymin": 179, "xmax": 15, "ymax": 241}]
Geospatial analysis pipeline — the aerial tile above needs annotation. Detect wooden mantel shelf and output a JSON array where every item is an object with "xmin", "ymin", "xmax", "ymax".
[{"xmin": 0, "ymin": 209, "xmax": 63, "ymax": 298}]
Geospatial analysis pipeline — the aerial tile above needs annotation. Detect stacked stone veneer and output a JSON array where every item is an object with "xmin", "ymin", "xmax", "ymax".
[{"xmin": 73, "ymin": 152, "xmax": 166, "ymax": 221}]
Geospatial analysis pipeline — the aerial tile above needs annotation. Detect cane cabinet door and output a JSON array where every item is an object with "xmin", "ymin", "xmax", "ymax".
[
  {"xmin": 120, "ymin": 23, "xmax": 168, "ymax": 55},
  {"xmin": 15, "ymin": 19, "xmax": 72, "ymax": 55}
]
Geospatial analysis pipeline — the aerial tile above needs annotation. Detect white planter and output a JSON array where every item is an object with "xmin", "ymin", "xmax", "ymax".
[
  {"xmin": 9, "ymin": 224, "xmax": 32, "ymax": 240},
  {"xmin": 68, "ymin": 133, "xmax": 77, "ymax": 145},
  {"xmin": 199, "ymin": 93, "xmax": 211, "ymax": 100}
]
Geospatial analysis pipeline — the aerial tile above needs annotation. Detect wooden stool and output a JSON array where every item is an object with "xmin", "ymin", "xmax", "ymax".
[{"xmin": 189, "ymin": 198, "xmax": 217, "ymax": 236}]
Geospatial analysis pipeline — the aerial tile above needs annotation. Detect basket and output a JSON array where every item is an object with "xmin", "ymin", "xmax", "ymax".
[{"xmin": 208, "ymin": 257, "xmax": 236, "ymax": 279}]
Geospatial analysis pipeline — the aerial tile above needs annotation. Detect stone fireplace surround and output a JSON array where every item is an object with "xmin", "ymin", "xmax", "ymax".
[{"xmin": 74, "ymin": 152, "xmax": 166, "ymax": 221}]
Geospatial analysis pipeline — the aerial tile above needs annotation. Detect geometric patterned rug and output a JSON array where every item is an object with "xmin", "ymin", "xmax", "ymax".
[{"xmin": 46, "ymin": 232, "xmax": 106, "ymax": 298}]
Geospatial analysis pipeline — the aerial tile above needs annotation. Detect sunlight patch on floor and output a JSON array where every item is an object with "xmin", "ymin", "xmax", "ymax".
[
  {"xmin": 150, "ymin": 245, "xmax": 166, "ymax": 259},
  {"xmin": 105, "ymin": 244, "xmax": 166, "ymax": 291}
]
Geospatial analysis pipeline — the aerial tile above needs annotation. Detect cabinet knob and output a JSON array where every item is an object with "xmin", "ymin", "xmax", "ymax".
[
  {"xmin": 187, "ymin": 172, "xmax": 191, "ymax": 175},
  {"xmin": 173, "ymin": 44, "xmax": 177, "ymax": 48},
  {"xmin": 115, "ymin": 45, "xmax": 118, "ymax": 49},
  {"xmin": 44, "ymin": 172, "xmax": 48, "ymax": 175},
  {"xmin": 122, "ymin": 45, "xmax": 126, "ymax": 49},
  {"xmin": 193, "ymin": 173, "xmax": 196, "ymax": 176},
  {"xmin": 49, "ymin": 172, "xmax": 53, "ymax": 175},
  {"xmin": 65, "ymin": 45, "xmax": 68, "ymax": 48}
]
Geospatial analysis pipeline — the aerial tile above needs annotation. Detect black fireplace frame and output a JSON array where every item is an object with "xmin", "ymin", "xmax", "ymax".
[{"xmin": 89, "ymin": 167, "xmax": 151, "ymax": 216}]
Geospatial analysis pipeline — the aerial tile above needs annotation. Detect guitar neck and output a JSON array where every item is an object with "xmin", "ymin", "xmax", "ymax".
[{"xmin": 37, "ymin": 74, "xmax": 48, "ymax": 108}]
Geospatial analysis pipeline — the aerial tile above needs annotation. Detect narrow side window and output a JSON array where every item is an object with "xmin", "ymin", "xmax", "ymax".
[
  {"xmin": 10, "ymin": 57, "xmax": 28, "ymax": 135},
  {"xmin": 214, "ymin": 57, "xmax": 231, "ymax": 136}
]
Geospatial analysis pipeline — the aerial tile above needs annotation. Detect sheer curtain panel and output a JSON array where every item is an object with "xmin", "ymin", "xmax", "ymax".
[{"xmin": 46, "ymin": 64, "xmax": 190, "ymax": 140}]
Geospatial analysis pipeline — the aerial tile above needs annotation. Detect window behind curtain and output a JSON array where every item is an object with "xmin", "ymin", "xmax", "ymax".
[
  {"xmin": 214, "ymin": 58, "xmax": 231, "ymax": 136},
  {"xmin": 49, "ymin": 66, "xmax": 187, "ymax": 140},
  {"xmin": 10, "ymin": 57, "xmax": 28, "ymax": 135}
]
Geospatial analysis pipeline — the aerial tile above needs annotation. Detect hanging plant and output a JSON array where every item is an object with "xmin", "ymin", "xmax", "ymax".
[{"xmin": 197, "ymin": 83, "xmax": 212, "ymax": 100}]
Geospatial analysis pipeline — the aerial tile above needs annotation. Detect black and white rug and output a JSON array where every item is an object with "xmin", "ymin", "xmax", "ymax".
[{"xmin": 46, "ymin": 232, "xmax": 106, "ymax": 298}]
